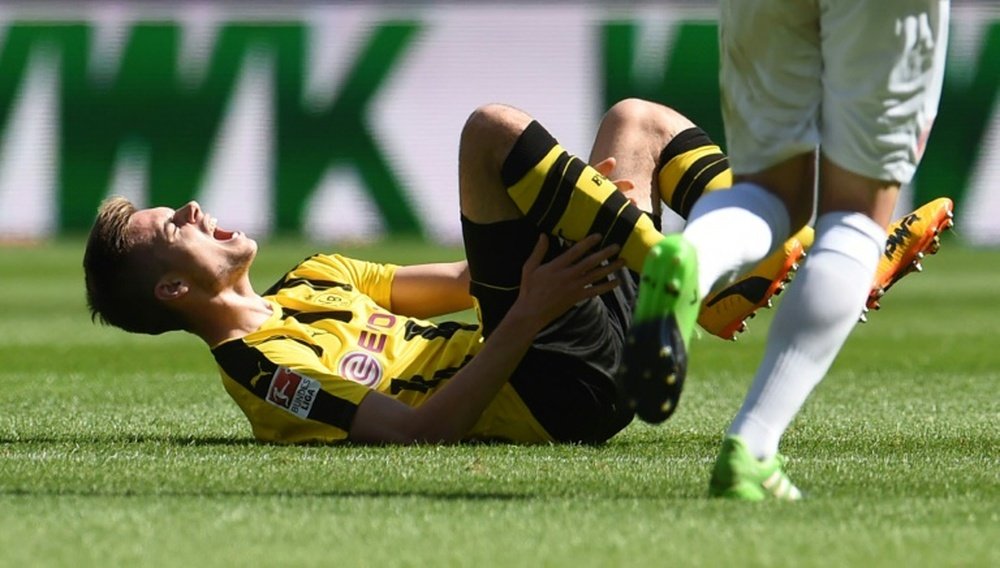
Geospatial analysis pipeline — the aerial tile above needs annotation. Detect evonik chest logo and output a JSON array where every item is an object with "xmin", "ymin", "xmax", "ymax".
[
  {"xmin": 334, "ymin": 311, "xmax": 393, "ymax": 386},
  {"xmin": 265, "ymin": 367, "xmax": 321, "ymax": 419},
  {"xmin": 338, "ymin": 352, "xmax": 383, "ymax": 387}
]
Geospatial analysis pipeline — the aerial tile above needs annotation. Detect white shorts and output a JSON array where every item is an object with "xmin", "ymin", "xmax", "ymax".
[{"xmin": 719, "ymin": 0, "xmax": 949, "ymax": 184}]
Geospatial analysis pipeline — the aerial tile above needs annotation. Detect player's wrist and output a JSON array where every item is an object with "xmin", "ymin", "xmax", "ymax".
[{"xmin": 501, "ymin": 302, "xmax": 548, "ymax": 338}]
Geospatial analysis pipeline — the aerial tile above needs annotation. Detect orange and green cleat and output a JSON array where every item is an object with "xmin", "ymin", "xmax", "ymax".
[
  {"xmin": 864, "ymin": 197, "xmax": 955, "ymax": 319},
  {"xmin": 699, "ymin": 197, "xmax": 956, "ymax": 336},
  {"xmin": 697, "ymin": 226, "xmax": 815, "ymax": 341}
]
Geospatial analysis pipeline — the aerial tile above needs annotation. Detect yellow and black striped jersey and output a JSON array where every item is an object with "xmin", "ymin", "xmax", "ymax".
[{"xmin": 211, "ymin": 253, "xmax": 551, "ymax": 444}]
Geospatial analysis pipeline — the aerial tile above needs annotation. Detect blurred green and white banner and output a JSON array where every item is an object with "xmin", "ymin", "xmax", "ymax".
[{"xmin": 1, "ymin": 2, "xmax": 997, "ymax": 244}]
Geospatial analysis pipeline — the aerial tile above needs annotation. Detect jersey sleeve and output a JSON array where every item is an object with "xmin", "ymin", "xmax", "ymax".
[
  {"xmin": 286, "ymin": 253, "xmax": 398, "ymax": 310},
  {"xmin": 213, "ymin": 336, "xmax": 375, "ymax": 444}
]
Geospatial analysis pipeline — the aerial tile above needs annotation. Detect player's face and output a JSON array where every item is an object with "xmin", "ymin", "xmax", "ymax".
[{"xmin": 129, "ymin": 201, "xmax": 257, "ymax": 292}]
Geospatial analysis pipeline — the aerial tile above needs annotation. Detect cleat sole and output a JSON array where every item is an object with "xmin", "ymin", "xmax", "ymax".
[
  {"xmin": 620, "ymin": 316, "xmax": 688, "ymax": 423},
  {"xmin": 619, "ymin": 236, "xmax": 699, "ymax": 424}
]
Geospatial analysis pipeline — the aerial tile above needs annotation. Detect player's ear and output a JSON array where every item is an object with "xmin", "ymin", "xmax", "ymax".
[{"xmin": 155, "ymin": 275, "xmax": 190, "ymax": 302}]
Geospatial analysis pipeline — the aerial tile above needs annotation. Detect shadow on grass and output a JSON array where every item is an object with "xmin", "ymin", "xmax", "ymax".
[
  {"xmin": 0, "ymin": 434, "xmax": 259, "ymax": 446},
  {"xmin": 0, "ymin": 433, "xmax": 549, "ymax": 448},
  {"xmin": 0, "ymin": 486, "xmax": 548, "ymax": 501}
]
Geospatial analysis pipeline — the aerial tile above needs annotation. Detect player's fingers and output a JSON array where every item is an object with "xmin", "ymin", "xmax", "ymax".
[
  {"xmin": 576, "ymin": 276, "xmax": 621, "ymax": 301},
  {"xmin": 552, "ymin": 233, "xmax": 603, "ymax": 267},
  {"xmin": 592, "ymin": 157, "xmax": 616, "ymax": 177},
  {"xmin": 585, "ymin": 258, "xmax": 626, "ymax": 281},
  {"xmin": 612, "ymin": 178, "xmax": 635, "ymax": 192},
  {"xmin": 575, "ymin": 243, "xmax": 621, "ymax": 273},
  {"xmin": 522, "ymin": 234, "xmax": 548, "ymax": 276},
  {"xmin": 575, "ymin": 259, "xmax": 625, "ymax": 290}
]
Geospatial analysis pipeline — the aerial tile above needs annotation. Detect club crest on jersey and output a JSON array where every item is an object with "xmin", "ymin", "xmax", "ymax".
[
  {"xmin": 314, "ymin": 292, "xmax": 348, "ymax": 306},
  {"xmin": 338, "ymin": 351, "xmax": 383, "ymax": 387},
  {"xmin": 265, "ymin": 367, "xmax": 321, "ymax": 419}
]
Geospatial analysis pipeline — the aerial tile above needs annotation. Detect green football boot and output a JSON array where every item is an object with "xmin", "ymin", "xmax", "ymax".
[
  {"xmin": 708, "ymin": 436, "xmax": 802, "ymax": 501},
  {"xmin": 619, "ymin": 235, "xmax": 700, "ymax": 423}
]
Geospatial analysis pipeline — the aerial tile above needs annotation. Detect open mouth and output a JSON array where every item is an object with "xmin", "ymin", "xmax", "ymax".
[
  {"xmin": 213, "ymin": 227, "xmax": 236, "ymax": 241},
  {"xmin": 206, "ymin": 216, "xmax": 238, "ymax": 241}
]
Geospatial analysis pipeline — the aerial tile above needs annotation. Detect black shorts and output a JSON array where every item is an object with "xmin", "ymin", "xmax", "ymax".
[{"xmin": 462, "ymin": 216, "xmax": 639, "ymax": 443}]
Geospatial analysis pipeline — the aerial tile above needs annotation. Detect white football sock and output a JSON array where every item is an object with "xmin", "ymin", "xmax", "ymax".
[
  {"xmin": 683, "ymin": 182, "xmax": 790, "ymax": 300},
  {"xmin": 728, "ymin": 211, "xmax": 887, "ymax": 460}
]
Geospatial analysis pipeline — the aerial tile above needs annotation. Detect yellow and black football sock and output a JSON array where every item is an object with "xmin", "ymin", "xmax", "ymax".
[
  {"xmin": 657, "ymin": 127, "xmax": 733, "ymax": 219},
  {"xmin": 500, "ymin": 121, "xmax": 662, "ymax": 272}
]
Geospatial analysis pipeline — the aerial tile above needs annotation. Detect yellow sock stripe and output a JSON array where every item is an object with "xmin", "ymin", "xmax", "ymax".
[
  {"xmin": 585, "ymin": 190, "xmax": 661, "ymax": 273},
  {"xmin": 538, "ymin": 155, "xmax": 589, "ymax": 234},
  {"xmin": 657, "ymin": 127, "xmax": 734, "ymax": 219},
  {"xmin": 508, "ymin": 147, "xmax": 637, "ymax": 244},
  {"xmin": 528, "ymin": 154, "xmax": 663, "ymax": 272},
  {"xmin": 702, "ymin": 162, "xmax": 734, "ymax": 192},
  {"xmin": 551, "ymin": 161, "xmax": 623, "ymax": 241},
  {"xmin": 506, "ymin": 145, "xmax": 567, "ymax": 222},
  {"xmin": 659, "ymin": 146, "xmax": 732, "ymax": 219},
  {"xmin": 502, "ymin": 122, "xmax": 662, "ymax": 271},
  {"xmin": 620, "ymin": 213, "xmax": 664, "ymax": 273},
  {"xmin": 548, "ymin": 159, "xmax": 661, "ymax": 272},
  {"xmin": 677, "ymin": 153, "xmax": 732, "ymax": 218}
]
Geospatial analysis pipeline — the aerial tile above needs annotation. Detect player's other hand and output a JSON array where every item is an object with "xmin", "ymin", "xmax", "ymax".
[
  {"xmin": 592, "ymin": 156, "xmax": 636, "ymax": 192},
  {"xmin": 593, "ymin": 156, "xmax": 640, "ymax": 205},
  {"xmin": 513, "ymin": 234, "xmax": 624, "ymax": 329}
]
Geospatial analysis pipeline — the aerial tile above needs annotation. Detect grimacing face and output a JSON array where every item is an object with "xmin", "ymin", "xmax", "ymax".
[{"xmin": 128, "ymin": 201, "xmax": 258, "ymax": 295}]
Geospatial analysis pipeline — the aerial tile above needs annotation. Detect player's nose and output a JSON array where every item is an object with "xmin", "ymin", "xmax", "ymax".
[{"xmin": 174, "ymin": 201, "xmax": 202, "ymax": 224}]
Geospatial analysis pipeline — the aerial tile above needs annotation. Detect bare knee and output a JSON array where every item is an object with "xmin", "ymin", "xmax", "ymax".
[
  {"xmin": 458, "ymin": 104, "xmax": 533, "ymax": 223},
  {"xmin": 600, "ymin": 98, "xmax": 696, "ymax": 143},
  {"xmin": 590, "ymin": 99, "xmax": 697, "ymax": 211},
  {"xmin": 460, "ymin": 104, "xmax": 532, "ymax": 166}
]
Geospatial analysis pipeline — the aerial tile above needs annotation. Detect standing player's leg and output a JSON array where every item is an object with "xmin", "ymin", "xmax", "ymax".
[
  {"xmin": 592, "ymin": 99, "xmax": 951, "ymax": 343},
  {"xmin": 610, "ymin": 43, "xmax": 819, "ymax": 423},
  {"xmin": 587, "ymin": 99, "xmax": 813, "ymax": 421},
  {"xmin": 592, "ymin": 99, "xmax": 815, "ymax": 341},
  {"xmin": 592, "ymin": 97, "xmax": 951, "ymax": 344},
  {"xmin": 710, "ymin": 0, "xmax": 950, "ymax": 501},
  {"xmin": 621, "ymin": 0, "xmax": 823, "ymax": 426}
]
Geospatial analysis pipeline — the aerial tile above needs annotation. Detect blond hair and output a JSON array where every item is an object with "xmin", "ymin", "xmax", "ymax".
[{"xmin": 83, "ymin": 196, "xmax": 186, "ymax": 334}]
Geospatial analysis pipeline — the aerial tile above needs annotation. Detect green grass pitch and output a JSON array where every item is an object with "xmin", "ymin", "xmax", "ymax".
[{"xmin": 1, "ymin": 237, "xmax": 997, "ymax": 567}]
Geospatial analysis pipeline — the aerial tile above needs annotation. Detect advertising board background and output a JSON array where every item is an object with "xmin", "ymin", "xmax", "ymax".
[{"xmin": 0, "ymin": 1, "xmax": 996, "ymax": 244}]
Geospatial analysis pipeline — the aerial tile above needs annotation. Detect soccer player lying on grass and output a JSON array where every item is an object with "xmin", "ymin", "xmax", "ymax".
[{"xmin": 83, "ymin": 98, "xmax": 950, "ymax": 445}]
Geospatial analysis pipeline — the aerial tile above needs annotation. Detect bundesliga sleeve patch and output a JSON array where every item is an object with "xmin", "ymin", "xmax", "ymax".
[{"xmin": 265, "ymin": 367, "xmax": 321, "ymax": 419}]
